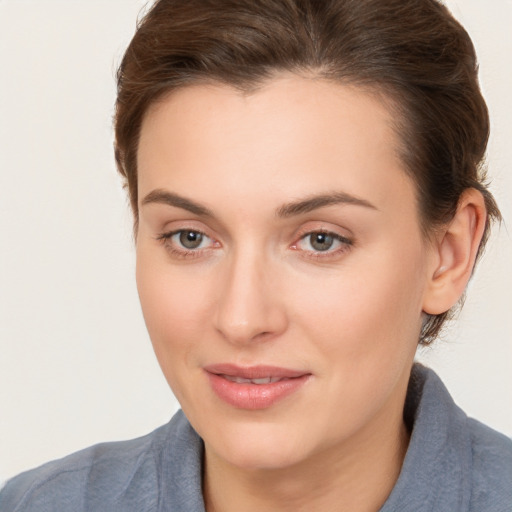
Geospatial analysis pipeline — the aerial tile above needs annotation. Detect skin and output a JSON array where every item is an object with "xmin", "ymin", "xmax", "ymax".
[{"xmin": 135, "ymin": 75, "xmax": 486, "ymax": 512}]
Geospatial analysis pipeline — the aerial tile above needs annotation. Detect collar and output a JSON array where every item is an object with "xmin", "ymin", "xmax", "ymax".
[
  {"xmin": 379, "ymin": 364, "xmax": 472, "ymax": 511},
  {"xmin": 159, "ymin": 364, "xmax": 473, "ymax": 512}
]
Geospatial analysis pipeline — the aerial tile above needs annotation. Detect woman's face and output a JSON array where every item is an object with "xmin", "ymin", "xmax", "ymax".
[{"xmin": 136, "ymin": 76, "xmax": 436, "ymax": 470}]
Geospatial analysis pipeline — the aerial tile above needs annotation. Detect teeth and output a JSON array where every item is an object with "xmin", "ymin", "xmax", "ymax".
[
  {"xmin": 224, "ymin": 376, "xmax": 252, "ymax": 383},
  {"xmin": 223, "ymin": 375, "xmax": 286, "ymax": 384},
  {"xmin": 252, "ymin": 377, "xmax": 272, "ymax": 384}
]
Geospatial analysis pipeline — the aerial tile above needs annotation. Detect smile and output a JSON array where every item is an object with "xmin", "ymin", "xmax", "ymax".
[{"xmin": 204, "ymin": 364, "xmax": 311, "ymax": 410}]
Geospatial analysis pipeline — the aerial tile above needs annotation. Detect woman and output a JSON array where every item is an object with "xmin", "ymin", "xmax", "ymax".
[{"xmin": 2, "ymin": 0, "xmax": 511, "ymax": 510}]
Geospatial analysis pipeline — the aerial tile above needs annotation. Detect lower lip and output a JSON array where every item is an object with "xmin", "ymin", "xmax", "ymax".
[{"xmin": 206, "ymin": 372, "xmax": 310, "ymax": 410}]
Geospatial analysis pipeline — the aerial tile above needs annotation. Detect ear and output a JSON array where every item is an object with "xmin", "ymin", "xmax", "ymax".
[{"xmin": 422, "ymin": 188, "xmax": 487, "ymax": 315}]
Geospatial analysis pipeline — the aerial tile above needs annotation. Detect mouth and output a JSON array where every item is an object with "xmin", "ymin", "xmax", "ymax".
[
  {"xmin": 222, "ymin": 375, "xmax": 288, "ymax": 384},
  {"xmin": 203, "ymin": 364, "xmax": 311, "ymax": 410}
]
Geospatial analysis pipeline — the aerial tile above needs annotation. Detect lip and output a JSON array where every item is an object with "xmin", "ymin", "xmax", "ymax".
[{"xmin": 204, "ymin": 364, "xmax": 311, "ymax": 410}]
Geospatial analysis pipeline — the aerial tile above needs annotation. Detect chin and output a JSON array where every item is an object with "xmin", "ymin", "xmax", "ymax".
[
  {"xmin": 216, "ymin": 442, "xmax": 306, "ymax": 472},
  {"xmin": 202, "ymin": 417, "xmax": 317, "ymax": 471}
]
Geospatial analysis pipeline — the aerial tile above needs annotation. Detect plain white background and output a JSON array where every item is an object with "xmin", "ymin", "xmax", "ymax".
[{"xmin": 0, "ymin": 0, "xmax": 511, "ymax": 483}]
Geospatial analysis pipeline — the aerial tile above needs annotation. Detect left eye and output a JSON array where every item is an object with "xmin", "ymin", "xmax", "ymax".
[{"xmin": 297, "ymin": 232, "xmax": 350, "ymax": 252}]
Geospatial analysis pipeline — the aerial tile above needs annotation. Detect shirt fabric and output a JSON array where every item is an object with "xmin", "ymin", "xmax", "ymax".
[{"xmin": 1, "ymin": 364, "xmax": 511, "ymax": 511}]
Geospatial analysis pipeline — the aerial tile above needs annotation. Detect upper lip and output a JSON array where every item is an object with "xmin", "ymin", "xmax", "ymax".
[{"xmin": 203, "ymin": 363, "xmax": 310, "ymax": 379}]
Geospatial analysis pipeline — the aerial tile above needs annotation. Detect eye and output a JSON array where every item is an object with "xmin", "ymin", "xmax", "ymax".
[
  {"xmin": 176, "ymin": 230, "xmax": 206, "ymax": 249},
  {"xmin": 305, "ymin": 232, "xmax": 336, "ymax": 251},
  {"xmin": 294, "ymin": 231, "xmax": 352, "ymax": 255},
  {"xmin": 156, "ymin": 229, "xmax": 217, "ymax": 257}
]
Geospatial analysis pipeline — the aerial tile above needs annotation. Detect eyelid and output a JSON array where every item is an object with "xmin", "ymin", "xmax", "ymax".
[
  {"xmin": 156, "ymin": 228, "xmax": 209, "ymax": 242},
  {"xmin": 293, "ymin": 230, "xmax": 352, "ymax": 247},
  {"xmin": 156, "ymin": 227, "xmax": 221, "ymax": 259},
  {"xmin": 155, "ymin": 219, "xmax": 218, "ymax": 243},
  {"xmin": 292, "ymin": 223, "xmax": 353, "ymax": 245},
  {"xmin": 290, "ymin": 228, "xmax": 354, "ymax": 259}
]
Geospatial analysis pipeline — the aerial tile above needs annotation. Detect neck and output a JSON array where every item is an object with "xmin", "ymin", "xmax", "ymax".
[{"xmin": 203, "ymin": 389, "xmax": 410, "ymax": 512}]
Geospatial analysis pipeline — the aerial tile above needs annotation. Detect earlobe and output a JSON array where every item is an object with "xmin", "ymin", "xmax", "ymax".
[{"xmin": 422, "ymin": 188, "xmax": 487, "ymax": 315}]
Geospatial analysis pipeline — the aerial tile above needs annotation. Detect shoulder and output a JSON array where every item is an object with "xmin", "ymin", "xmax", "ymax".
[
  {"xmin": 0, "ymin": 411, "xmax": 198, "ymax": 512},
  {"xmin": 417, "ymin": 365, "xmax": 512, "ymax": 509},
  {"xmin": 467, "ymin": 417, "xmax": 512, "ymax": 510},
  {"xmin": 382, "ymin": 365, "xmax": 512, "ymax": 512}
]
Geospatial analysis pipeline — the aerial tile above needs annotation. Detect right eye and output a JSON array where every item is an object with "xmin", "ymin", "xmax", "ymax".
[
  {"xmin": 174, "ymin": 230, "xmax": 208, "ymax": 249},
  {"xmin": 156, "ymin": 229, "xmax": 217, "ymax": 258}
]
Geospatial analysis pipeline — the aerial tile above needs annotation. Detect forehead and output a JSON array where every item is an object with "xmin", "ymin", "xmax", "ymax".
[
  {"xmin": 141, "ymin": 76, "xmax": 396, "ymax": 154},
  {"xmin": 137, "ymin": 75, "xmax": 414, "ymax": 217}
]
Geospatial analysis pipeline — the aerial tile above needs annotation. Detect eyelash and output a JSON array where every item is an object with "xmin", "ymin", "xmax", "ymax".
[
  {"xmin": 156, "ymin": 229, "xmax": 353, "ymax": 260},
  {"xmin": 156, "ymin": 229, "xmax": 215, "ymax": 260},
  {"xmin": 292, "ymin": 230, "xmax": 353, "ymax": 260}
]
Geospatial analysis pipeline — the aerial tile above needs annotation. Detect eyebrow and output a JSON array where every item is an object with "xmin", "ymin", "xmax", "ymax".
[
  {"xmin": 276, "ymin": 192, "xmax": 377, "ymax": 218},
  {"xmin": 141, "ymin": 189, "xmax": 377, "ymax": 218},
  {"xmin": 141, "ymin": 189, "xmax": 214, "ymax": 217}
]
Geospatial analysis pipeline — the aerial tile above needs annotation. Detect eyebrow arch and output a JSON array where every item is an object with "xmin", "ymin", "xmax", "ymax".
[
  {"xmin": 141, "ymin": 189, "xmax": 377, "ymax": 219},
  {"xmin": 276, "ymin": 192, "xmax": 378, "ymax": 218},
  {"xmin": 141, "ymin": 189, "xmax": 213, "ymax": 217}
]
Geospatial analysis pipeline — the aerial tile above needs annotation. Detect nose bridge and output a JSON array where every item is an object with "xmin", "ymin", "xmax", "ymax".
[{"xmin": 214, "ymin": 243, "xmax": 286, "ymax": 344}]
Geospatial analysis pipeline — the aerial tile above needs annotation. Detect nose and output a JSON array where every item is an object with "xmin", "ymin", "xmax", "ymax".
[{"xmin": 213, "ymin": 249, "xmax": 288, "ymax": 345}]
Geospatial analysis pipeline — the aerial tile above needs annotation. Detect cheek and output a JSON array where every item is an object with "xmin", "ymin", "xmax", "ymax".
[
  {"xmin": 135, "ymin": 250, "xmax": 213, "ymax": 366},
  {"xmin": 284, "ymin": 253, "xmax": 425, "ymax": 431},
  {"xmin": 288, "ymin": 249, "xmax": 426, "ymax": 362}
]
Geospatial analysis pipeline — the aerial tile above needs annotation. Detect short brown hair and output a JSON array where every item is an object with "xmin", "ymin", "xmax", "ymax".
[{"xmin": 114, "ymin": 0, "xmax": 501, "ymax": 343}]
